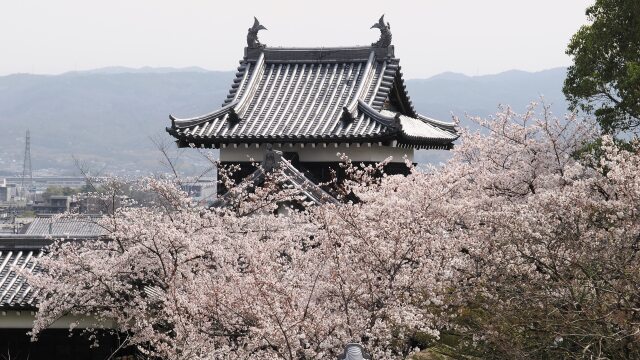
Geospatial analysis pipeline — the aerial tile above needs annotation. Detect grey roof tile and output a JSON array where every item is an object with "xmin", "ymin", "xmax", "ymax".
[
  {"xmin": 168, "ymin": 46, "xmax": 457, "ymax": 148},
  {"xmin": 0, "ymin": 249, "xmax": 41, "ymax": 308},
  {"xmin": 24, "ymin": 217, "xmax": 105, "ymax": 237}
]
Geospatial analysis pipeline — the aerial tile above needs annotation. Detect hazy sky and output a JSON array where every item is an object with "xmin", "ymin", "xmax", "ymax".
[{"xmin": 1, "ymin": 0, "xmax": 592, "ymax": 78}]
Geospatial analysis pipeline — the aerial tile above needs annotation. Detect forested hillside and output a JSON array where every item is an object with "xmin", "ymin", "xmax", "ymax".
[{"xmin": 0, "ymin": 67, "xmax": 569, "ymax": 174}]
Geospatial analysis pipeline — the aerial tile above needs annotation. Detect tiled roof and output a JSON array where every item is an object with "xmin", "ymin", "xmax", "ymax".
[
  {"xmin": 0, "ymin": 234, "xmax": 102, "ymax": 309},
  {"xmin": 0, "ymin": 249, "xmax": 41, "ymax": 308},
  {"xmin": 167, "ymin": 46, "xmax": 457, "ymax": 149},
  {"xmin": 24, "ymin": 217, "xmax": 105, "ymax": 237}
]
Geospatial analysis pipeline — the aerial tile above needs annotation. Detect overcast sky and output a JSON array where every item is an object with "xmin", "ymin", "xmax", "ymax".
[{"xmin": 1, "ymin": 0, "xmax": 592, "ymax": 79}]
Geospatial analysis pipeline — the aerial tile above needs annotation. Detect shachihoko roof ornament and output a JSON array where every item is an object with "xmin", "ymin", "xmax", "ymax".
[
  {"xmin": 371, "ymin": 14, "xmax": 392, "ymax": 48},
  {"xmin": 167, "ymin": 16, "xmax": 458, "ymax": 150},
  {"xmin": 247, "ymin": 17, "xmax": 267, "ymax": 49}
]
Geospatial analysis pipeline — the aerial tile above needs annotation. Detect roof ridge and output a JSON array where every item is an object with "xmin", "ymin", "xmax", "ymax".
[
  {"xmin": 342, "ymin": 51, "xmax": 376, "ymax": 119},
  {"xmin": 234, "ymin": 52, "xmax": 266, "ymax": 118},
  {"xmin": 357, "ymin": 100, "xmax": 399, "ymax": 128},
  {"xmin": 416, "ymin": 114, "xmax": 457, "ymax": 130},
  {"xmin": 257, "ymin": 46, "xmax": 377, "ymax": 50},
  {"xmin": 166, "ymin": 45, "xmax": 458, "ymax": 149},
  {"xmin": 170, "ymin": 100, "xmax": 238, "ymax": 129},
  {"xmin": 170, "ymin": 53, "xmax": 268, "ymax": 129},
  {"xmin": 245, "ymin": 46, "xmax": 394, "ymax": 62}
]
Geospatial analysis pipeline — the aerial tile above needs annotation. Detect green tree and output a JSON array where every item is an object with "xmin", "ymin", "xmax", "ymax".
[{"xmin": 563, "ymin": 0, "xmax": 640, "ymax": 134}]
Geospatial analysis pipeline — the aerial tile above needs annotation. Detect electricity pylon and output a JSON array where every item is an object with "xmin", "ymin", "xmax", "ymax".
[{"xmin": 21, "ymin": 130, "xmax": 33, "ymax": 202}]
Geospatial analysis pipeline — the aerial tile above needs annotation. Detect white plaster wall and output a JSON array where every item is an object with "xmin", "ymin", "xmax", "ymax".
[{"xmin": 220, "ymin": 143, "xmax": 414, "ymax": 163}]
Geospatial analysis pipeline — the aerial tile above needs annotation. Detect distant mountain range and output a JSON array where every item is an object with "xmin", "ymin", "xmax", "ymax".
[
  {"xmin": 64, "ymin": 66, "xmax": 213, "ymax": 75},
  {"xmin": 0, "ymin": 67, "xmax": 569, "ymax": 175}
]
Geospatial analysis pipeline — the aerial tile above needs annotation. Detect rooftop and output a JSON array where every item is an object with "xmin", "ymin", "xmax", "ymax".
[
  {"xmin": 0, "ymin": 229, "xmax": 104, "ymax": 309},
  {"xmin": 0, "ymin": 247, "xmax": 41, "ymax": 308},
  {"xmin": 23, "ymin": 217, "xmax": 105, "ymax": 237},
  {"xmin": 167, "ymin": 17, "xmax": 457, "ymax": 150}
]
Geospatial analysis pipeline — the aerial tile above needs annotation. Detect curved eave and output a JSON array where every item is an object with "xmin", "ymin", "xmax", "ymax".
[
  {"xmin": 165, "ymin": 128, "xmax": 401, "ymax": 147},
  {"xmin": 166, "ymin": 119, "xmax": 457, "ymax": 152},
  {"xmin": 170, "ymin": 100, "xmax": 238, "ymax": 129},
  {"xmin": 168, "ymin": 53, "xmax": 266, "ymax": 130},
  {"xmin": 388, "ymin": 110, "xmax": 459, "ymax": 149},
  {"xmin": 397, "ymin": 132, "xmax": 458, "ymax": 149},
  {"xmin": 416, "ymin": 114, "xmax": 457, "ymax": 132},
  {"xmin": 166, "ymin": 105, "xmax": 459, "ymax": 150}
]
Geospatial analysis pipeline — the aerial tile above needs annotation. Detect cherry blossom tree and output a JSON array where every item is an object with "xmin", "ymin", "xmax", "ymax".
[
  {"xmin": 406, "ymin": 104, "xmax": 640, "ymax": 359},
  {"xmin": 26, "ymin": 103, "xmax": 640, "ymax": 359}
]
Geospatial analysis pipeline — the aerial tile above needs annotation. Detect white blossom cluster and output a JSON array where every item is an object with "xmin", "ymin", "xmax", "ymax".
[{"xmin": 25, "ymin": 103, "xmax": 640, "ymax": 359}]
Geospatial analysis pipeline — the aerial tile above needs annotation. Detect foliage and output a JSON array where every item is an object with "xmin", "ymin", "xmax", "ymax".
[
  {"xmin": 563, "ymin": 0, "xmax": 640, "ymax": 134},
  {"xmin": 26, "ymin": 104, "xmax": 640, "ymax": 359},
  {"xmin": 431, "ymin": 105, "xmax": 640, "ymax": 359}
]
